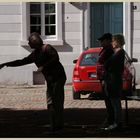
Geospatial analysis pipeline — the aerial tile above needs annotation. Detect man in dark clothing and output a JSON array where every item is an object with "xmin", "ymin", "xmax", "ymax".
[
  {"xmin": 98, "ymin": 33, "xmax": 114, "ymax": 65},
  {"xmin": 103, "ymin": 34, "xmax": 125, "ymax": 131},
  {"xmin": 97, "ymin": 33, "xmax": 114, "ymax": 128},
  {"xmin": 0, "ymin": 32, "xmax": 67, "ymax": 132}
]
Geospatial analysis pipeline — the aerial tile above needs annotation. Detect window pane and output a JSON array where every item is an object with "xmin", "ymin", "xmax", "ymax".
[
  {"xmin": 30, "ymin": 3, "xmax": 41, "ymax": 14},
  {"xmin": 45, "ymin": 15, "xmax": 55, "ymax": 24},
  {"xmin": 29, "ymin": 2, "xmax": 56, "ymax": 36},
  {"xmin": 45, "ymin": 3, "xmax": 55, "ymax": 13},
  {"xmin": 80, "ymin": 53, "xmax": 99, "ymax": 66},
  {"xmin": 45, "ymin": 26, "xmax": 55, "ymax": 35},
  {"xmin": 30, "ymin": 26, "xmax": 41, "ymax": 34},
  {"xmin": 30, "ymin": 15, "xmax": 41, "ymax": 24}
]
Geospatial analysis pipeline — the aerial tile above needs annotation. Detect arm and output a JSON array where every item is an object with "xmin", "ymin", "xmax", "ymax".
[{"xmin": 0, "ymin": 52, "xmax": 35, "ymax": 69}]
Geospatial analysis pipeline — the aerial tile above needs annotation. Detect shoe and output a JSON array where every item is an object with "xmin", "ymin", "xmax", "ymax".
[
  {"xmin": 104, "ymin": 123, "xmax": 118, "ymax": 131},
  {"xmin": 100, "ymin": 119, "xmax": 113, "ymax": 129}
]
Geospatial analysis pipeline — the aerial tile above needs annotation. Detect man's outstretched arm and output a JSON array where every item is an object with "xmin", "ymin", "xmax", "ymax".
[{"xmin": 0, "ymin": 52, "xmax": 35, "ymax": 69}]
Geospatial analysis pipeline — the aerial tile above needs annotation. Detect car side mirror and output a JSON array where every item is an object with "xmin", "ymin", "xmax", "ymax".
[
  {"xmin": 128, "ymin": 58, "xmax": 138, "ymax": 63},
  {"xmin": 131, "ymin": 58, "xmax": 138, "ymax": 63},
  {"xmin": 73, "ymin": 59, "xmax": 78, "ymax": 64}
]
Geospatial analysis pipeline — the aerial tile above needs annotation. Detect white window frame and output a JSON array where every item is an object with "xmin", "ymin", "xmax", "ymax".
[{"xmin": 20, "ymin": 2, "xmax": 63, "ymax": 46}]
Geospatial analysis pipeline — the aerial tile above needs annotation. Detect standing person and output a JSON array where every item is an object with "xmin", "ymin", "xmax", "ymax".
[
  {"xmin": 0, "ymin": 32, "xmax": 67, "ymax": 133},
  {"xmin": 97, "ymin": 33, "xmax": 114, "ymax": 127},
  {"xmin": 103, "ymin": 34, "xmax": 125, "ymax": 131}
]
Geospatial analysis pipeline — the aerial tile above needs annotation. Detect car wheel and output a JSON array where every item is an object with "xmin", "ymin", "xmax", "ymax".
[
  {"xmin": 126, "ymin": 81, "xmax": 133, "ymax": 96},
  {"xmin": 72, "ymin": 88, "xmax": 80, "ymax": 99},
  {"xmin": 127, "ymin": 86, "xmax": 133, "ymax": 96}
]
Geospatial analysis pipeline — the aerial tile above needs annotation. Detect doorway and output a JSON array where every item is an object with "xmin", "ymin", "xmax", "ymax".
[{"xmin": 90, "ymin": 2, "xmax": 123, "ymax": 47}]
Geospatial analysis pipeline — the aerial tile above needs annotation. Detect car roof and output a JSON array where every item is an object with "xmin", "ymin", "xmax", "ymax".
[{"xmin": 83, "ymin": 47, "xmax": 102, "ymax": 54}]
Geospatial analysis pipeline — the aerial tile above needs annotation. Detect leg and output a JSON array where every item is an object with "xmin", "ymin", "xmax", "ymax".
[
  {"xmin": 110, "ymin": 97, "xmax": 122, "ymax": 125},
  {"xmin": 46, "ymin": 83, "xmax": 55, "ymax": 131},
  {"xmin": 103, "ymin": 82, "xmax": 114, "ymax": 125},
  {"xmin": 47, "ymin": 78, "xmax": 66, "ymax": 131},
  {"xmin": 53, "ymin": 78, "xmax": 65, "ymax": 131},
  {"xmin": 104, "ymin": 97, "xmax": 114, "ymax": 125}
]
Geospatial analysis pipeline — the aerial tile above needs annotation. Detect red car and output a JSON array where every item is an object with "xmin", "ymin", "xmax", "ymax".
[{"xmin": 72, "ymin": 47, "xmax": 138, "ymax": 99}]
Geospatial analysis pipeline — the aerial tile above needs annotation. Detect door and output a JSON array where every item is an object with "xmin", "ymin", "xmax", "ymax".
[{"xmin": 90, "ymin": 2, "xmax": 123, "ymax": 47}]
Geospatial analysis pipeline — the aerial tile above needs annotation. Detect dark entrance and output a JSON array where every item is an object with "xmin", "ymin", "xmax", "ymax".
[{"xmin": 90, "ymin": 2, "xmax": 123, "ymax": 47}]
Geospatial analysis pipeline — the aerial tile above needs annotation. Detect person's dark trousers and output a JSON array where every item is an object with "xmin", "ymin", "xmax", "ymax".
[
  {"xmin": 46, "ymin": 77, "xmax": 66, "ymax": 131},
  {"xmin": 103, "ymin": 81, "xmax": 114, "ymax": 125},
  {"xmin": 104, "ymin": 81, "xmax": 122, "ymax": 126},
  {"xmin": 104, "ymin": 97, "xmax": 114, "ymax": 125},
  {"xmin": 110, "ymin": 97, "xmax": 122, "ymax": 125}
]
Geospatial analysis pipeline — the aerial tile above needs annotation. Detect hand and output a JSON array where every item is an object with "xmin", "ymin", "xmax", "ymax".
[
  {"xmin": 0, "ymin": 64, "xmax": 5, "ymax": 69},
  {"xmin": 37, "ymin": 66, "xmax": 43, "ymax": 72}
]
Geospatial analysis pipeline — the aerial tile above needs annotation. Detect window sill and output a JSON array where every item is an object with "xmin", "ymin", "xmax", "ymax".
[{"xmin": 20, "ymin": 39, "xmax": 64, "ymax": 46}]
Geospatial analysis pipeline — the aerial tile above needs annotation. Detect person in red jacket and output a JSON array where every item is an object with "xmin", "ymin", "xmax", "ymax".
[{"xmin": 0, "ymin": 32, "xmax": 67, "ymax": 133}]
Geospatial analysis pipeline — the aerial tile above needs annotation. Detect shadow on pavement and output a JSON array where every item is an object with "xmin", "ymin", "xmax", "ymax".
[{"xmin": 0, "ymin": 108, "xmax": 140, "ymax": 138}]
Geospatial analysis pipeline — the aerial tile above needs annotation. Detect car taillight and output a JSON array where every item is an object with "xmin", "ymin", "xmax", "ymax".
[
  {"xmin": 73, "ymin": 67, "xmax": 80, "ymax": 82},
  {"xmin": 123, "ymin": 68, "xmax": 131, "ymax": 80}
]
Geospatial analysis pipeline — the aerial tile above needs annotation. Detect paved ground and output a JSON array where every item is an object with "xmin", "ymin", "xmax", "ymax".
[{"xmin": 0, "ymin": 84, "xmax": 140, "ymax": 137}]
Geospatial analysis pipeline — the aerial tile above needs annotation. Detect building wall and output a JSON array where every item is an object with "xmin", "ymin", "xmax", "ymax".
[
  {"xmin": 58, "ymin": 3, "xmax": 83, "ymax": 83},
  {"xmin": 0, "ymin": 2, "xmax": 38, "ymax": 85},
  {"xmin": 0, "ymin": 2, "xmax": 83, "ymax": 85},
  {"xmin": 1, "ymin": 2, "xmax": 140, "ymax": 85},
  {"xmin": 132, "ymin": 2, "xmax": 140, "ymax": 83}
]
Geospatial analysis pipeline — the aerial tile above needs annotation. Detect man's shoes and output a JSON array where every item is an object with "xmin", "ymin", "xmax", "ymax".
[
  {"xmin": 100, "ymin": 119, "xmax": 113, "ymax": 130},
  {"xmin": 102, "ymin": 123, "xmax": 122, "ymax": 132},
  {"xmin": 104, "ymin": 123, "xmax": 118, "ymax": 131}
]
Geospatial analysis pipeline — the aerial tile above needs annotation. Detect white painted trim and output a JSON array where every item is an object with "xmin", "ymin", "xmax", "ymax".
[
  {"xmin": 21, "ymin": 2, "xmax": 27, "ymax": 41},
  {"xmin": 123, "ymin": 2, "xmax": 132, "ymax": 58},
  {"xmin": 56, "ymin": 2, "xmax": 63, "ymax": 42},
  {"xmin": 86, "ymin": 3, "xmax": 90, "ymax": 48},
  {"xmin": 81, "ymin": 3, "xmax": 84, "ymax": 53},
  {"xmin": 83, "ymin": 3, "xmax": 90, "ymax": 49}
]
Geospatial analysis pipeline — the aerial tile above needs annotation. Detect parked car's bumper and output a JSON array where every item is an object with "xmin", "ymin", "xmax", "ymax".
[
  {"xmin": 72, "ymin": 80, "xmax": 102, "ymax": 93},
  {"xmin": 73, "ymin": 80, "xmax": 132, "ymax": 93}
]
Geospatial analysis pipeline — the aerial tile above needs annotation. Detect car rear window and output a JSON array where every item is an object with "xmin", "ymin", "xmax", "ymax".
[{"xmin": 80, "ymin": 52, "xmax": 99, "ymax": 66}]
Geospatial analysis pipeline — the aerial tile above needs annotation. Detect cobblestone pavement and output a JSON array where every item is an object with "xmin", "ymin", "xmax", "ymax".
[
  {"xmin": 0, "ymin": 84, "xmax": 140, "ymax": 137},
  {"xmin": 0, "ymin": 84, "xmax": 140, "ymax": 110}
]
